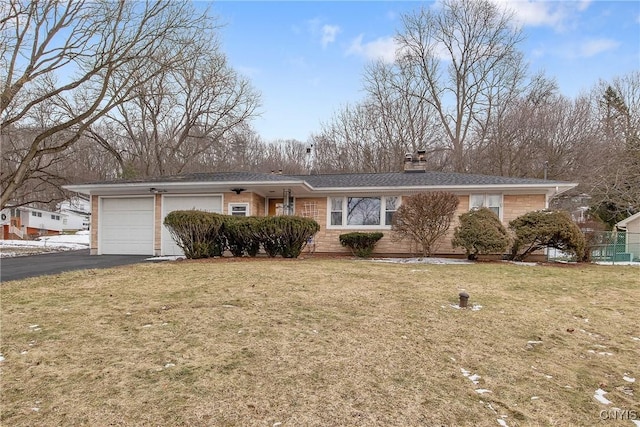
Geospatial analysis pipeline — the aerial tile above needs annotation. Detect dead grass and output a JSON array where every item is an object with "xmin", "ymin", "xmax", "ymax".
[{"xmin": 0, "ymin": 259, "xmax": 638, "ymax": 426}]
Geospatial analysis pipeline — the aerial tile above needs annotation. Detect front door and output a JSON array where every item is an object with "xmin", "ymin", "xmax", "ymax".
[{"xmin": 268, "ymin": 199, "xmax": 284, "ymax": 216}]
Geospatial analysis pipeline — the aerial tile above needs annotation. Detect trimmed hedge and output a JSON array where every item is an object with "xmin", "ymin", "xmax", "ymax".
[
  {"xmin": 163, "ymin": 210, "xmax": 225, "ymax": 259},
  {"xmin": 165, "ymin": 211, "xmax": 319, "ymax": 259},
  {"xmin": 222, "ymin": 216, "xmax": 261, "ymax": 257},
  {"xmin": 339, "ymin": 232, "xmax": 383, "ymax": 258},
  {"xmin": 452, "ymin": 208, "xmax": 509, "ymax": 260},
  {"xmin": 255, "ymin": 216, "xmax": 320, "ymax": 258},
  {"xmin": 509, "ymin": 210, "xmax": 586, "ymax": 261}
]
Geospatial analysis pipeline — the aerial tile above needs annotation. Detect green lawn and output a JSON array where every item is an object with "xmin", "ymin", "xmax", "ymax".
[{"xmin": 1, "ymin": 259, "xmax": 638, "ymax": 426}]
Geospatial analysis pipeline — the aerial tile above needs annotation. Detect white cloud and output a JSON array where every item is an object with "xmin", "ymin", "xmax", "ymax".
[
  {"xmin": 321, "ymin": 24, "xmax": 340, "ymax": 48},
  {"xmin": 491, "ymin": 0, "xmax": 590, "ymax": 31},
  {"xmin": 346, "ymin": 34, "xmax": 398, "ymax": 63},
  {"xmin": 578, "ymin": 38, "xmax": 619, "ymax": 58}
]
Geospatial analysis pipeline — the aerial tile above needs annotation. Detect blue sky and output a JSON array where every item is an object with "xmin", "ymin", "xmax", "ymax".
[{"xmin": 210, "ymin": 1, "xmax": 640, "ymax": 142}]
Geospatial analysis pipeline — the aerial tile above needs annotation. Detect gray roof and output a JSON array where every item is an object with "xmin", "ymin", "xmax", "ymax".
[
  {"xmin": 81, "ymin": 171, "xmax": 300, "ymax": 185},
  {"xmin": 292, "ymin": 171, "xmax": 565, "ymax": 188},
  {"xmin": 73, "ymin": 170, "xmax": 571, "ymax": 189}
]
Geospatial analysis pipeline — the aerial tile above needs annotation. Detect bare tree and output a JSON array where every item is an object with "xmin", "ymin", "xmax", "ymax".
[
  {"xmin": 0, "ymin": 0, "xmax": 213, "ymax": 208},
  {"xmin": 394, "ymin": 0, "xmax": 526, "ymax": 172},
  {"xmin": 102, "ymin": 37, "xmax": 260, "ymax": 178},
  {"xmin": 391, "ymin": 192, "xmax": 459, "ymax": 257},
  {"xmin": 587, "ymin": 72, "xmax": 640, "ymax": 225}
]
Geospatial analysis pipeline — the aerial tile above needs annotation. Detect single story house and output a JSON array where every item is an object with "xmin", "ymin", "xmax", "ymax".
[
  {"xmin": 1, "ymin": 205, "xmax": 65, "ymax": 240},
  {"xmin": 64, "ymin": 161, "xmax": 577, "ymax": 257},
  {"xmin": 615, "ymin": 212, "xmax": 640, "ymax": 261}
]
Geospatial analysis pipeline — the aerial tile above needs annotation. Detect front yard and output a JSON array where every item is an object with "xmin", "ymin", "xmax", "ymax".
[{"xmin": 1, "ymin": 259, "xmax": 638, "ymax": 426}]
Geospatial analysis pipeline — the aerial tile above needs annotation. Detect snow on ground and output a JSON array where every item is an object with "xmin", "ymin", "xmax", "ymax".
[
  {"xmin": 371, "ymin": 257, "xmax": 474, "ymax": 265},
  {"xmin": 0, "ymin": 232, "xmax": 89, "ymax": 257}
]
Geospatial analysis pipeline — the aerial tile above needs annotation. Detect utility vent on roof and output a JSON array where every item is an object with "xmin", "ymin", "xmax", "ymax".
[{"xmin": 403, "ymin": 149, "xmax": 427, "ymax": 173}]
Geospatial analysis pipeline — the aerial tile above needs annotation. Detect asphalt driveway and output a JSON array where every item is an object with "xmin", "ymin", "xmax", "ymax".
[{"xmin": 1, "ymin": 249, "xmax": 152, "ymax": 282}]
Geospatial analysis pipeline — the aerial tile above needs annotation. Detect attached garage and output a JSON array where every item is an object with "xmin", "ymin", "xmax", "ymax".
[
  {"xmin": 161, "ymin": 195, "xmax": 222, "ymax": 256},
  {"xmin": 100, "ymin": 197, "xmax": 154, "ymax": 255}
]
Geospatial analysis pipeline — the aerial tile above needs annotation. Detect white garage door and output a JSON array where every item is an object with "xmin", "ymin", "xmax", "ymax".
[
  {"xmin": 100, "ymin": 197, "xmax": 154, "ymax": 255},
  {"xmin": 162, "ymin": 195, "xmax": 222, "ymax": 256}
]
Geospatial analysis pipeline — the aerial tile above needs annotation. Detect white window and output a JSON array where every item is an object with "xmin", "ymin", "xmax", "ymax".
[
  {"xmin": 329, "ymin": 196, "xmax": 399, "ymax": 228},
  {"xmin": 470, "ymin": 194, "xmax": 502, "ymax": 218},
  {"xmin": 229, "ymin": 203, "xmax": 249, "ymax": 217},
  {"xmin": 330, "ymin": 198, "xmax": 343, "ymax": 226}
]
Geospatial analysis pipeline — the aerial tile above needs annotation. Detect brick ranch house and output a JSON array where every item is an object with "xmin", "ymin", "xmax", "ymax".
[{"xmin": 64, "ymin": 165, "xmax": 577, "ymax": 257}]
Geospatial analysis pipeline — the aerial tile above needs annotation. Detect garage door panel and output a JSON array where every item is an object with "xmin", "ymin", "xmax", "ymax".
[
  {"xmin": 100, "ymin": 197, "xmax": 154, "ymax": 255},
  {"xmin": 162, "ymin": 196, "xmax": 222, "ymax": 256}
]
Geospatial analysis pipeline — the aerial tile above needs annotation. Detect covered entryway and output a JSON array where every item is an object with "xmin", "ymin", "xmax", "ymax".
[
  {"xmin": 100, "ymin": 197, "xmax": 154, "ymax": 255},
  {"xmin": 161, "ymin": 195, "xmax": 222, "ymax": 256}
]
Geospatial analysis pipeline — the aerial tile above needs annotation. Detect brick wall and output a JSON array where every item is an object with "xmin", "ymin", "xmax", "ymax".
[
  {"xmin": 503, "ymin": 194, "xmax": 546, "ymax": 223},
  {"xmin": 223, "ymin": 192, "xmax": 263, "ymax": 215},
  {"xmin": 90, "ymin": 196, "xmax": 99, "ymax": 255},
  {"xmin": 295, "ymin": 193, "xmax": 547, "ymax": 256}
]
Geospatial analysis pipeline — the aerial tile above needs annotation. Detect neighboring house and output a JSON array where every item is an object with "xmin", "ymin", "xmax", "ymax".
[
  {"xmin": 615, "ymin": 212, "xmax": 640, "ymax": 261},
  {"xmin": 64, "ymin": 160, "xmax": 577, "ymax": 257},
  {"xmin": 58, "ymin": 196, "xmax": 91, "ymax": 231},
  {"xmin": 1, "ymin": 206, "xmax": 65, "ymax": 240}
]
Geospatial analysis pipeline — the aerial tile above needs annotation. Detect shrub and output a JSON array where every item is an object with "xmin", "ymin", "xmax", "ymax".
[
  {"xmin": 163, "ymin": 210, "xmax": 225, "ymax": 259},
  {"xmin": 256, "ymin": 216, "xmax": 320, "ymax": 258},
  {"xmin": 222, "ymin": 216, "xmax": 261, "ymax": 257},
  {"xmin": 509, "ymin": 210, "xmax": 586, "ymax": 261},
  {"xmin": 339, "ymin": 232, "xmax": 384, "ymax": 258},
  {"xmin": 452, "ymin": 208, "xmax": 509, "ymax": 260},
  {"xmin": 391, "ymin": 192, "xmax": 459, "ymax": 257}
]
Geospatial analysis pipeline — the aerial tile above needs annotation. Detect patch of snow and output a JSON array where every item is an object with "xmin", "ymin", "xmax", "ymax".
[
  {"xmin": 142, "ymin": 324, "xmax": 152, "ymax": 328},
  {"xmin": 476, "ymin": 389, "xmax": 492, "ymax": 394},
  {"xmin": 460, "ymin": 368, "xmax": 481, "ymax": 385},
  {"xmin": 504, "ymin": 260, "xmax": 538, "ymax": 266},
  {"xmin": 594, "ymin": 388, "xmax": 611, "ymax": 405},
  {"xmin": 145, "ymin": 255, "xmax": 185, "ymax": 261},
  {"xmin": 497, "ymin": 419, "xmax": 508, "ymax": 427},
  {"xmin": 450, "ymin": 303, "xmax": 482, "ymax": 311},
  {"xmin": 623, "ymin": 376, "xmax": 635, "ymax": 383},
  {"xmin": 273, "ymin": 423, "xmax": 282, "ymax": 427},
  {"xmin": 371, "ymin": 257, "xmax": 473, "ymax": 265},
  {"xmin": 0, "ymin": 354, "xmax": 4, "ymax": 362},
  {"xmin": 31, "ymin": 407, "xmax": 40, "ymax": 412},
  {"xmin": 595, "ymin": 261, "xmax": 640, "ymax": 266},
  {"xmin": 531, "ymin": 396, "xmax": 539, "ymax": 400},
  {"xmin": 527, "ymin": 340, "xmax": 543, "ymax": 345},
  {"xmin": 632, "ymin": 337, "xmax": 640, "ymax": 341},
  {"xmin": 632, "ymin": 420, "xmax": 640, "ymax": 427},
  {"xmin": 589, "ymin": 350, "xmax": 613, "ymax": 356},
  {"xmin": 0, "ymin": 232, "xmax": 89, "ymax": 257},
  {"xmin": 544, "ymin": 375, "xmax": 553, "ymax": 379},
  {"xmin": 164, "ymin": 363, "xmax": 175, "ymax": 368}
]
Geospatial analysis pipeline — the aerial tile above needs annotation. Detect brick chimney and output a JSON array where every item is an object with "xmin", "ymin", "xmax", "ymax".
[{"xmin": 403, "ymin": 149, "xmax": 427, "ymax": 173}]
